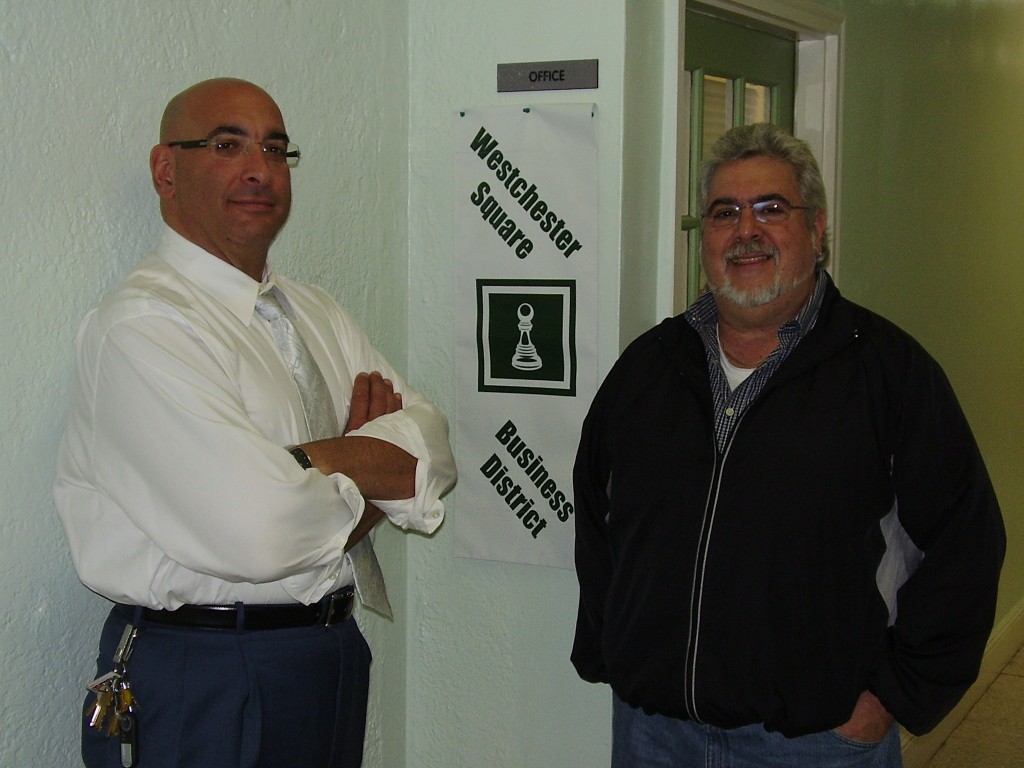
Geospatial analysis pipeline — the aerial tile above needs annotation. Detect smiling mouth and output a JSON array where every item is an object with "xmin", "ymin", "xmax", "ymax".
[
  {"xmin": 726, "ymin": 245, "xmax": 777, "ymax": 266},
  {"xmin": 729, "ymin": 253, "xmax": 770, "ymax": 265},
  {"xmin": 230, "ymin": 198, "xmax": 278, "ymax": 214}
]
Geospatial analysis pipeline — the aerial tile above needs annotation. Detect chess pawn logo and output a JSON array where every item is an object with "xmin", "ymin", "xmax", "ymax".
[{"xmin": 511, "ymin": 302, "xmax": 543, "ymax": 371}]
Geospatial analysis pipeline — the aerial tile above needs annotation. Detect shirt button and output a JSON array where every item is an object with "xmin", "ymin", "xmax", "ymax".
[{"xmin": 725, "ymin": 407, "xmax": 735, "ymax": 417}]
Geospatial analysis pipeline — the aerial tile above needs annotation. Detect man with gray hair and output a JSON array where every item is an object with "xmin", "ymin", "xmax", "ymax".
[{"xmin": 572, "ymin": 123, "xmax": 1004, "ymax": 766}]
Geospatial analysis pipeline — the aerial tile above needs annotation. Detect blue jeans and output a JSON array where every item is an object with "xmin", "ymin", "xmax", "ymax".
[{"xmin": 612, "ymin": 694, "xmax": 903, "ymax": 768}]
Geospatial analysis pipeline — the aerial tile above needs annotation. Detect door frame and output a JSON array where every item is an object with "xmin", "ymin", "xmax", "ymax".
[{"xmin": 660, "ymin": 0, "xmax": 845, "ymax": 317}]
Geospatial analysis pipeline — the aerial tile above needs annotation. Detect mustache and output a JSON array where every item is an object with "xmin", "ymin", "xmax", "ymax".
[{"xmin": 725, "ymin": 242, "xmax": 779, "ymax": 262}]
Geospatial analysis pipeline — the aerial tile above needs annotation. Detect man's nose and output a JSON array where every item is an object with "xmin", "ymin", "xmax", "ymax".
[
  {"xmin": 736, "ymin": 206, "xmax": 761, "ymax": 238},
  {"xmin": 240, "ymin": 144, "xmax": 273, "ymax": 181}
]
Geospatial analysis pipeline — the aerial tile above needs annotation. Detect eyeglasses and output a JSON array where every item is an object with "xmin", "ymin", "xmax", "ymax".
[
  {"xmin": 704, "ymin": 198, "xmax": 809, "ymax": 228},
  {"xmin": 167, "ymin": 135, "xmax": 301, "ymax": 168}
]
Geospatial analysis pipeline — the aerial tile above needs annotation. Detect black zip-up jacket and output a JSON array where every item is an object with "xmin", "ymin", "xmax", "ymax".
[{"xmin": 572, "ymin": 281, "xmax": 1005, "ymax": 737}]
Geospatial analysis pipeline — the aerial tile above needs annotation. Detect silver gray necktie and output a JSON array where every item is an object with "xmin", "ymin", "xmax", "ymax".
[{"xmin": 256, "ymin": 287, "xmax": 392, "ymax": 618}]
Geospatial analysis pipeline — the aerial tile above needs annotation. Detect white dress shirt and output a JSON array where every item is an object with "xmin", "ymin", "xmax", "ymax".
[{"xmin": 55, "ymin": 226, "xmax": 456, "ymax": 609}]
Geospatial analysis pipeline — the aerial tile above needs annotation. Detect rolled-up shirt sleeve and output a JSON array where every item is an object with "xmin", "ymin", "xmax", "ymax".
[
  {"xmin": 56, "ymin": 304, "xmax": 361, "ymax": 607},
  {"xmin": 298, "ymin": 282, "xmax": 456, "ymax": 534},
  {"xmin": 55, "ymin": 246, "xmax": 456, "ymax": 609},
  {"xmin": 346, "ymin": 403, "xmax": 452, "ymax": 533}
]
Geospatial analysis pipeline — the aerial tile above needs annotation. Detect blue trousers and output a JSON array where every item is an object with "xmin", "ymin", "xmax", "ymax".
[
  {"xmin": 82, "ymin": 605, "xmax": 371, "ymax": 768},
  {"xmin": 612, "ymin": 694, "xmax": 903, "ymax": 768}
]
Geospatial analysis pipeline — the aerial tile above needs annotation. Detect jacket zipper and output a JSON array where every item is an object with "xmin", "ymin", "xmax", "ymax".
[{"xmin": 683, "ymin": 416, "xmax": 744, "ymax": 722}]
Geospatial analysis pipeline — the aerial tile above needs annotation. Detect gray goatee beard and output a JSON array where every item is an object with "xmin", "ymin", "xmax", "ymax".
[{"xmin": 706, "ymin": 242, "xmax": 808, "ymax": 309}]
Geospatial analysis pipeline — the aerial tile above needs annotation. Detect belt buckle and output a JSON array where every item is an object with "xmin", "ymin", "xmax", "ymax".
[{"xmin": 323, "ymin": 589, "xmax": 353, "ymax": 626}]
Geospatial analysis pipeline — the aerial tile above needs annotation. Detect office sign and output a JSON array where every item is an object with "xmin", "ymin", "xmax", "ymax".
[{"xmin": 497, "ymin": 59, "xmax": 599, "ymax": 92}]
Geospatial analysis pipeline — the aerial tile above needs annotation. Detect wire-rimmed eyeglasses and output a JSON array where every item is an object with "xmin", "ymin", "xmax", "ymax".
[
  {"xmin": 167, "ymin": 135, "xmax": 301, "ymax": 168},
  {"xmin": 704, "ymin": 198, "xmax": 809, "ymax": 228}
]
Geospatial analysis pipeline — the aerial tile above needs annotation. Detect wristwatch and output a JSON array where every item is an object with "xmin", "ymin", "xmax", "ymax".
[{"xmin": 287, "ymin": 445, "xmax": 313, "ymax": 470}]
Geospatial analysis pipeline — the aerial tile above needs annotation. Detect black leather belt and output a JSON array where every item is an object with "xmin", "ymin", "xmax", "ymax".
[{"xmin": 118, "ymin": 587, "xmax": 355, "ymax": 631}]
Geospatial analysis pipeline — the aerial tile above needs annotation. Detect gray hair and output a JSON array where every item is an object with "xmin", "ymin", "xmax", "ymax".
[{"xmin": 698, "ymin": 123, "xmax": 830, "ymax": 264}]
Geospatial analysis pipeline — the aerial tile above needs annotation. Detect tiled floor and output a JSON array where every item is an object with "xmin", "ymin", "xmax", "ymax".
[{"xmin": 925, "ymin": 645, "xmax": 1024, "ymax": 767}]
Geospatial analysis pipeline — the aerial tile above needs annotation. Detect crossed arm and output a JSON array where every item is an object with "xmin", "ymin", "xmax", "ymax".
[{"xmin": 300, "ymin": 371, "xmax": 415, "ymax": 551}]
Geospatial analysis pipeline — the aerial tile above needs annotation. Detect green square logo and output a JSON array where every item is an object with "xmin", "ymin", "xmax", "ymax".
[{"xmin": 476, "ymin": 280, "xmax": 576, "ymax": 396}]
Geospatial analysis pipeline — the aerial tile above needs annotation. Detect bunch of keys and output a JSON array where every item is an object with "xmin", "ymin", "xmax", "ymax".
[{"xmin": 86, "ymin": 624, "xmax": 139, "ymax": 768}]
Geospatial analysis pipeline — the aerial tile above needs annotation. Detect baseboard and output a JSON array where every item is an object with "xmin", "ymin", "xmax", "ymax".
[{"xmin": 900, "ymin": 596, "xmax": 1024, "ymax": 767}]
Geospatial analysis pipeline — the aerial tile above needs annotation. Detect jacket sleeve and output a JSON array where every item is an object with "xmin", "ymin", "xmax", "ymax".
[
  {"xmin": 571, "ymin": 366, "xmax": 617, "ymax": 684},
  {"xmin": 868, "ymin": 333, "xmax": 1006, "ymax": 735}
]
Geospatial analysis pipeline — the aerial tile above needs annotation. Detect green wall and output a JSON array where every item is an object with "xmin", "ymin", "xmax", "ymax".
[{"xmin": 825, "ymin": 0, "xmax": 1023, "ymax": 624}]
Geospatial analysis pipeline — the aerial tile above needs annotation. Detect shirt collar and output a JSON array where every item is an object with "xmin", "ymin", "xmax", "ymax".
[
  {"xmin": 793, "ymin": 267, "xmax": 828, "ymax": 336},
  {"xmin": 157, "ymin": 225, "xmax": 279, "ymax": 325}
]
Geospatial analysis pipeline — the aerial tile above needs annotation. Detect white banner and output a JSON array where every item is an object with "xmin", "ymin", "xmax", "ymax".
[{"xmin": 453, "ymin": 104, "xmax": 598, "ymax": 569}]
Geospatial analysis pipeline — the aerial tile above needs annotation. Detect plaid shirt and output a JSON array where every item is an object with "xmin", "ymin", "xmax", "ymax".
[{"xmin": 684, "ymin": 269, "xmax": 828, "ymax": 453}]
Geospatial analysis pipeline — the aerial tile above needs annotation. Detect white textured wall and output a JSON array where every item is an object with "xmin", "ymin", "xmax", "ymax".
[
  {"xmin": 0, "ymin": 2, "xmax": 411, "ymax": 765},
  {"xmin": 405, "ymin": 1, "xmax": 627, "ymax": 765}
]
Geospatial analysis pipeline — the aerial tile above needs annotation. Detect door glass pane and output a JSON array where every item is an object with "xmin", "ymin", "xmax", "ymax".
[
  {"xmin": 702, "ymin": 74, "xmax": 731, "ymax": 159},
  {"xmin": 744, "ymin": 83, "xmax": 771, "ymax": 124}
]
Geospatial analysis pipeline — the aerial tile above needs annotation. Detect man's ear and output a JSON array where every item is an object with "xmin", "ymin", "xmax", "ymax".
[
  {"xmin": 814, "ymin": 208, "xmax": 827, "ymax": 245},
  {"xmin": 150, "ymin": 144, "xmax": 175, "ymax": 200}
]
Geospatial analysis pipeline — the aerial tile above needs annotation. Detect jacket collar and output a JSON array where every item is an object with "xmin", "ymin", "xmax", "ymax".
[{"xmin": 658, "ymin": 272, "xmax": 859, "ymax": 386}]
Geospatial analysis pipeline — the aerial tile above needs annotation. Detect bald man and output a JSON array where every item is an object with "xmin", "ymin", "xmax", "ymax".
[{"xmin": 55, "ymin": 78, "xmax": 456, "ymax": 767}]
